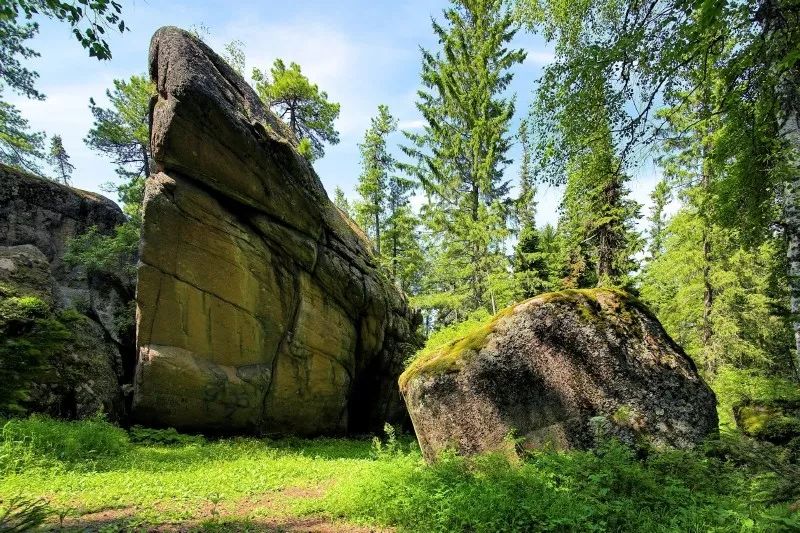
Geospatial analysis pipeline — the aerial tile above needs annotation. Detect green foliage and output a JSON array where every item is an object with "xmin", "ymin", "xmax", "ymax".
[
  {"xmin": 46, "ymin": 134, "xmax": 72, "ymax": 185},
  {"xmin": 647, "ymin": 179, "xmax": 671, "ymax": 260},
  {"xmin": 0, "ymin": 495, "xmax": 49, "ymax": 532},
  {"xmin": 404, "ymin": 0, "xmax": 526, "ymax": 318},
  {"xmin": 1, "ymin": 417, "xmax": 798, "ymax": 530},
  {"xmin": 0, "ymin": 0, "xmax": 127, "ymax": 61},
  {"xmin": 549, "ymin": 103, "xmax": 641, "ymax": 289},
  {"xmin": 63, "ymin": 219, "xmax": 140, "ymax": 278},
  {"xmin": 332, "ymin": 186, "xmax": 354, "ymax": 218},
  {"xmin": 752, "ymin": 417, "xmax": 800, "ymax": 446},
  {"xmin": 355, "ymin": 104, "xmax": 422, "ymax": 291},
  {"xmin": 128, "ymin": 426, "xmax": 205, "ymax": 447},
  {"xmin": 221, "ymin": 39, "xmax": 245, "ymax": 76},
  {"xmin": 85, "ymin": 74, "xmax": 153, "ymax": 190},
  {"xmin": 253, "ymin": 59, "xmax": 340, "ymax": 161},
  {"xmin": 640, "ymin": 209, "xmax": 794, "ymax": 376},
  {"xmin": 0, "ymin": 416, "xmax": 129, "ymax": 473},
  {"xmin": 712, "ymin": 367, "xmax": 800, "ymax": 430},
  {"xmin": 356, "ymin": 104, "xmax": 396, "ymax": 254},
  {"xmin": 0, "ymin": 294, "xmax": 73, "ymax": 415},
  {"xmin": 0, "ymin": 0, "xmax": 128, "ymax": 172},
  {"xmin": 0, "ymin": 100, "xmax": 44, "ymax": 173},
  {"xmin": 324, "ymin": 439, "xmax": 800, "ymax": 532}
]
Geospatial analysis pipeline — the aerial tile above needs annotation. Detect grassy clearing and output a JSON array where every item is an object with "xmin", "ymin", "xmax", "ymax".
[{"xmin": 1, "ymin": 417, "xmax": 799, "ymax": 532}]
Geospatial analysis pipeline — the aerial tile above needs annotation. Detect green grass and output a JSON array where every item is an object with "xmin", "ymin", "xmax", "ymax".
[{"xmin": 1, "ymin": 417, "xmax": 799, "ymax": 532}]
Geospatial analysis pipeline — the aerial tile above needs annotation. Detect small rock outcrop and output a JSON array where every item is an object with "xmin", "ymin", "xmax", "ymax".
[
  {"xmin": 0, "ymin": 165, "xmax": 133, "ymax": 418},
  {"xmin": 400, "ymin": 289, "xmax": 718, "ymax": 462},
  {"xmin": 133, "ymin": 27, "xmax": 419, "ymax": 434}
]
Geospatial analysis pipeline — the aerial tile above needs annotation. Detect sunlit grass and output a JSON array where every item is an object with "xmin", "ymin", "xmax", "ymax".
[{"xmin": 1, "ymin": 416, "xmax": 799, "ymax": 532}]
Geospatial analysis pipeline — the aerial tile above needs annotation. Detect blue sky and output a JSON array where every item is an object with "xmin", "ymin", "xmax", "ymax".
[{"xmin": 9, "ymin": 0, "xmax": 662, "ymax": 226}]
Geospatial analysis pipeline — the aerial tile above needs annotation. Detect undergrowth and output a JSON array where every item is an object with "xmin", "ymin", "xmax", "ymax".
[{"xmin": 0, "ymin": 417, "xmax": 798, "ymax": 531}]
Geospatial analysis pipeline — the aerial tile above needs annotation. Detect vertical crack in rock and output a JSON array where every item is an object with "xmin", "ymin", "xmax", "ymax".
[{"xmin": 133, "ymin": 26, "xmax": 420, "ymax": 434}]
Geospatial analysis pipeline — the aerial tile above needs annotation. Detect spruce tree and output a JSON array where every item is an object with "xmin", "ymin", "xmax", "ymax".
[
  {"xmin": 512, "ymin": 120, "xmax": 549, "ymax": 298},
  {"xmin": 647, "ymin": 179, "xmax": 671, "ymax": 261},
  {"xmin": 356, "ymin": 105, "xmax": 396, "ymax": 255},
  {"xmin": 404, "ymin": 0, "xmax": 526, "ymax": 315},
  {"xmin": 555, "ymin": 113, "xmax": 641, "ymax": 288}
]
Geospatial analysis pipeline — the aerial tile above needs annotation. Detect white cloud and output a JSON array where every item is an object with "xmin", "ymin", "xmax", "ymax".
[
  {"xmin": 214, "ymin": 18, "xmax": 412, "ymax": 138},
  {"xmin": 398, "ymin": 118, "xmax": 426, "ymax": 130},
  {"xmin": 525, "ymin": 49, "xmax": 555, "ymax": 65}
]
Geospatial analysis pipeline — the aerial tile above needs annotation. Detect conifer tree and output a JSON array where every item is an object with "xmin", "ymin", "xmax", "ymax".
[
  {"xmin": 555, "ymin": 113, "xmax": 641, "ymax": 288},
  {"xmin": 647, "ymin": 179, "xmax": 671, "ymax": 260},
  {"xmin": 404, "ymin": 0, "xmax": 526, "ymax": 314},
  {"xmin": 356, "ymin": 105, "xmax": 396, "ymax": 255},
  {"xmin": 512, "ymin": 120, "xmax": 549, "ymax": 298},
  {"xmin": 47, "ymin": 135, "xmax": 74, "ymax": 185},
  {"xmin": 333, "ymin": 186, "xmax": 354, "ymax": 219},
  {"xmin": 253, "ymin": 59, "xmax": 340, "ymax": 161},
  {"xmin": 85, "ymin": 74, "xmax": 153, "ymax": 218}
]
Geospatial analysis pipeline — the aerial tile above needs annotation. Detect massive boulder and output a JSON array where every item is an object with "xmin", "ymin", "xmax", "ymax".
[
  {"xmin": 0, "ymin": 165, "xmax": 133, "ymax": 418},
  {"xmin": 133, "ymin": 27, "xmax": 419, "ymax": 435},
  {"xmin": 400, "ymin": 289, "xmax": 718, "ymax": 462}
]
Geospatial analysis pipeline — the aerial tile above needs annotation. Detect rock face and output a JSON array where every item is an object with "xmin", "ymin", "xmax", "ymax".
[
  {"xmin": 400, "ymin": 289, "xmax": 718, "ymax": 462},
  {"xmin": 133, "ymin": 27, "xmax": 419, "ymax": 435},
  {"xmin": 0, "ymin": 165, "xmax": 133, "ymax": 418}
]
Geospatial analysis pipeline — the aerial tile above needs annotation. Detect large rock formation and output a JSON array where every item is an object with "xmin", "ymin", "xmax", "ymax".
[
  {"xmin": 133, "ymin": 27, "xmax": 419, "ymax": 435},
  {"xmin": 400, "ymin": 289, "xmax": 718, "ymax": 462},
  {"xmin": 0, "ymin": 164, "xmax": 133, "ymax": 418}
]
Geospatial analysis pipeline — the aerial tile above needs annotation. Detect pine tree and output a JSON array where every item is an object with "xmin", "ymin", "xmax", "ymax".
[
  {"xmin": 47, "ymin": 135, "xmax": 74, "ymax": 185},
  {"xmin": 404, "ymin": 0, "xmax": 526, "ymax": 315},
  {"xmin": 85, "ymin": 74, "xmax": 153, "ymax": 218},
  {"xmin": 0, "ymin": 100, "xmax": 44, "ymax": 173},
  {"xmin": 253, "ymin": 59, "xmax": 340, "ymax": 161}
]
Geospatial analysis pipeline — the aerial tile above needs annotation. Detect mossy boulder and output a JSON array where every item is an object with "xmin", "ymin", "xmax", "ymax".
[
  {"xmin": 401, "ymin": 289, "xmax": 718, "ymax": 462},
  {"xmin": 734, "ymin": 400, "xmax": 800, "ymax": 445},
  {"xmin": 0, "ymin": 245, "xmax": 123, "ymax": 417}
]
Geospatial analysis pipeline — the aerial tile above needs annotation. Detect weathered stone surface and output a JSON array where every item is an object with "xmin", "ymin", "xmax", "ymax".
[
  {"xmin": 133, "ymin": 27, "xmax": 420, "ymax": 434},
  {"xmin": 0, "ymin": 164, "xmax": 133, "ymax": 419},
  {"xmin": 400, "ymin": 289, "xmax": 718, "ymax": 462}
]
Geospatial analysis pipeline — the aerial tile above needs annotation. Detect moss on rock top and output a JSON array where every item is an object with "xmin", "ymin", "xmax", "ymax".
[{"xmin": 399, "ymin": 288, "xmax": 646, "ymax": 391}]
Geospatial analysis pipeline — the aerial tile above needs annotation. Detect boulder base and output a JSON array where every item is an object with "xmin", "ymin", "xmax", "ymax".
[{"xmin": 400, "ymin": 289, "xmax": 718, "ymax": 462}]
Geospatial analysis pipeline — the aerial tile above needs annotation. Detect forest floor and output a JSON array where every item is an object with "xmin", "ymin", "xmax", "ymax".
[{"xmin": 1, "ymin": 369, "xmax": 799, "ymax": 532}]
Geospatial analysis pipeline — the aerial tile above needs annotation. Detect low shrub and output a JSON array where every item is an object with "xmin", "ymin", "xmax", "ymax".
[
  {"xmin": 323, "ymin": 438, "xmax": 800, "ymax": 532},
  {"xmin": 128, "ymin": 425, "xmax": 205, "ymax": 446}
]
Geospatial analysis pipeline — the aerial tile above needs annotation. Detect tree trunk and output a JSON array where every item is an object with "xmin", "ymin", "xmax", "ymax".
[
  {"xmin": 783, "ymin": 109, "xmax": 800, "ymax": 380},
  {"xmin": 374, "ymin": 210, "xmax": 381, "ymax": 256}
]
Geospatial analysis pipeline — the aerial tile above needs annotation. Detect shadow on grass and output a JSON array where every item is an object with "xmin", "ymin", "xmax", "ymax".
[{"xmin": 58, "ymin": 509, "xmax": 386, "ymax": 532}]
